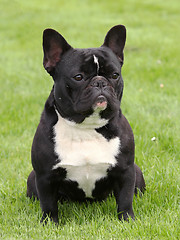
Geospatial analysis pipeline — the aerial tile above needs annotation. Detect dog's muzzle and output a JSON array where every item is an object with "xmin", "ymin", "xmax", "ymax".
[
  {"xmin": 90, "ymin": 76, "xmax": 108, "ymax": 89},
  {"xmin": 90, "ymin": 76, "xmax": 109, "ymax": 110}
]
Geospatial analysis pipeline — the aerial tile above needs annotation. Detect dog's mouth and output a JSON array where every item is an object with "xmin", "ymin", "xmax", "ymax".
[{"xmin": 93, "ymin": 95, "xmax": 107, "ymax": 111}]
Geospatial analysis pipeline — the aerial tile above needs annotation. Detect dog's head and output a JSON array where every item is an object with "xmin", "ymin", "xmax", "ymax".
[{"xmin": 43, "ymin": 25, "xmax": 126, "ymax": 126}]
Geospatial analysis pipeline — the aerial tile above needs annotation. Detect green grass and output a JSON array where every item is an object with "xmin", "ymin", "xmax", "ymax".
[{"xmin": 0, "ymin": 0, "xmax": 179, "ymax": 239}]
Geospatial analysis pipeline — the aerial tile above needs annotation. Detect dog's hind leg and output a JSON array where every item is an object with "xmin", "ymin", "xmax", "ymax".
[
  {"xmin": 134, "ymin": 164, "xmax": 146, "ymax": 195},
  {"xmin": 27, "ymin": 170, "xmax": 39, "ymax": 200}
]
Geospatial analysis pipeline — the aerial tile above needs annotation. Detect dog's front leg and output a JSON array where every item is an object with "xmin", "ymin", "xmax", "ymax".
[
  {"xmin": 113, "ymin": 165, "xmax": 135, "ymax": 221},
  {"xmin": 36, "ymin": 174, "xmax": 59, "ymax": 224}
]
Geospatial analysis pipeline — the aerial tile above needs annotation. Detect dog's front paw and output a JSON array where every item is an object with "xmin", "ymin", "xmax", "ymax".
[
  {"xmin": 40, "ymin": 212, "xmax": 59, "ymax": 225},
  {"xmin": 118, "ymin": 210, "xmax": 135, "ymax": 222}
]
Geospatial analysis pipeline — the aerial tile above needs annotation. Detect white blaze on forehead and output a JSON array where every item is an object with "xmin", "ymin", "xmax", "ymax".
[{"xmin": 93, "ymin": 55, "xmax": 100, "ymax": 75}]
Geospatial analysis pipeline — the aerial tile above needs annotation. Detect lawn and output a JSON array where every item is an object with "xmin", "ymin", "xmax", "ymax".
[{"xmin": 0, "ymin": 0, "xmax": 179, "ymax": 239}]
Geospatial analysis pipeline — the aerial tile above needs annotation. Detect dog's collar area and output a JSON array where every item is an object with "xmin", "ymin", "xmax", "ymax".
[{"xmin": 54, "ymin": 106, "xmax": 108, "ymax": 130}]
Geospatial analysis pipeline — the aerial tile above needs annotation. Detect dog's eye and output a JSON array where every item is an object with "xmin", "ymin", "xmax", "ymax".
[
  {"xmin": 73, "ymin": 74, "xmax": 83, "ymax": 81},
  {"xmin": 112, "ymin": 73, "xmax": 119, "ymax": 80}
]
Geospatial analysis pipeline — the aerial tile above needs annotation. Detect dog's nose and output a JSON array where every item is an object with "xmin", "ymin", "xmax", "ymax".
[{"xmin": 91, "ymin": 76, "xmax": 108, "ymax": 88}]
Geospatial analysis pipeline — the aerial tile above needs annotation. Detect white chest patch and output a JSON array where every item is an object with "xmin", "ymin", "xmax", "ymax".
[{"xmin": 52, "ymin": 111, "xmax": 120, "ymax": 197}]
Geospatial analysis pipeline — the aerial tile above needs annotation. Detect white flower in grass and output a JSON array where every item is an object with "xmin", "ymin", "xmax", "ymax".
[{"xmin": 151, "ymin": 137, "xmax": 156, "ymax": 141}]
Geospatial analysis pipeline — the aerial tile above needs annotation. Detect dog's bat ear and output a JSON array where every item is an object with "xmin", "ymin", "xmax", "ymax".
[
  {"xmin": 102, "ymin": 25, "xmax": 126, "ymax": 65},
  {"xmin": 43, "ymin": 29, "xmax": 72, "ymax": 75}
]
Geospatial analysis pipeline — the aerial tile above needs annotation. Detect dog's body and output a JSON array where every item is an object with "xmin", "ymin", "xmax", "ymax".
[{"xmin": 27, "ymin": 25, "xmax": 145, "ymax": 224}]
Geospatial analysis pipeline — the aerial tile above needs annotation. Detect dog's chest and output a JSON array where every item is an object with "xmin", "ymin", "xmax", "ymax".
[{"xmin": 52, "ymin": 114, "xmax": 120, "ymax": 197}]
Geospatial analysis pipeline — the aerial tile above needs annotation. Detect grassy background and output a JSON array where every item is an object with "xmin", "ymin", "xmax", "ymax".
[{"xmin": 0, "ymin": 0, "xmax": 179, "ymax": 239}]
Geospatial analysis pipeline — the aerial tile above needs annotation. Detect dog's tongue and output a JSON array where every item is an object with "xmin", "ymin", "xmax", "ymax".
[
  {"xmin": 94, "ymin": 95, "xmax": 107, "ymax": 110},
  {"xmin": 96, "ymin": 101, "xmax": 107, "ymax": 108}
]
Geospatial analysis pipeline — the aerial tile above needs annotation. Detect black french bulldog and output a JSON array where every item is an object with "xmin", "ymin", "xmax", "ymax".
[{"xmin": 27, "ymin": 25, "xmax": 145, "ymax": 224}]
